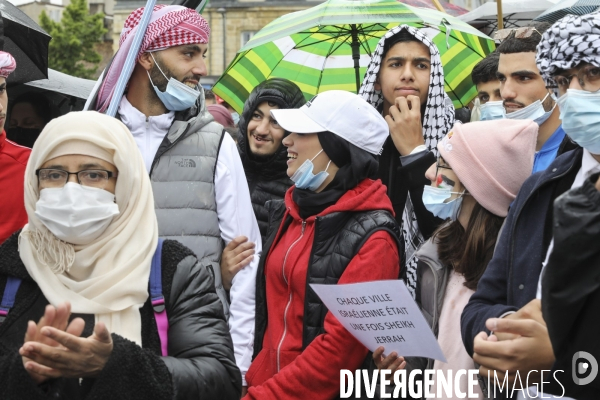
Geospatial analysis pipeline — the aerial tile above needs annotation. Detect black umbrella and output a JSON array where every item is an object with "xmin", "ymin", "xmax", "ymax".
[{"xmin": 0, "ymin": 0, "xmax": 51, "ymax": 86}]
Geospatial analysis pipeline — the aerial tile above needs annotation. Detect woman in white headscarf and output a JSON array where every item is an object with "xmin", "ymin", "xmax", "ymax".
[{"xmin": 0, "ymin": 111, "xmax": 241, "ymax": 399}]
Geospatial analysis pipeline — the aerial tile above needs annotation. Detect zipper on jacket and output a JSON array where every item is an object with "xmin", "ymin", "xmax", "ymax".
[{"xmin": 277, "ymin": 220, "xmax": 306, "ymax": 371}]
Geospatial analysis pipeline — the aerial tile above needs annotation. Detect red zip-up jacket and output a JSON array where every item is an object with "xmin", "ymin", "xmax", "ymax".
[
  {"xmin": 245, "ymin": 178, "xmax": 400, "ymax": 400},
  {"xmin": 0, "ymin": 130, "xmax": 30, "ymax": 244}
]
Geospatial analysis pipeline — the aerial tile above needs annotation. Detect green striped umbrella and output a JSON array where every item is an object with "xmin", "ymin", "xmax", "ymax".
[{"xmin": 212, "ymin": 0, "xmax": 495, "ymax": 112}]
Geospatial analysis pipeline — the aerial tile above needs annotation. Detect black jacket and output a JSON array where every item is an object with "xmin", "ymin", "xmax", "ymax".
[
  {"xmin": 0, "ymin": 233, "xmax": 241, "ymax": 400},
  {"xmin": 461, "ymin": 147, "xmax": 583, "ymax": 356},
  {"xmin": 378, "ymin": 139, "xmax": 442, "ymax": 242},
  {"xmin": 542, "ymin": 173, "xmax": 600, "ymax": 399},
  {"xmin": 237, "ymin": 78, "xmax": 305, "ymax": 241}
]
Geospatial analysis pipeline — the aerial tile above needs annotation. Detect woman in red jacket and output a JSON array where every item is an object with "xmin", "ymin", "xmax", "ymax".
[{"xmin": 243, "ymin": 90, "xmax": 402, "ymax": 399}]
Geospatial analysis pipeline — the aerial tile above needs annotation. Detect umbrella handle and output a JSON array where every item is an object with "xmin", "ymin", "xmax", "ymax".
[
  {"xmin": 105, "ymin": 0, "xmax": 157, "ymax": 117},
  {"xmin": 442, "ymin": 19, "xmax": 452, "ymax": 49}
]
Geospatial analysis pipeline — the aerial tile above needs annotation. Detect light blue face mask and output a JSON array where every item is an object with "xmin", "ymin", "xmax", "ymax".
[
  {"xmin": 558, "ymin": 89, "xmax": 600, "ymax": 154},
  {"xmin": 505, "ymin": 92, "xmax": 556, "ymax": 125},
  {"xmin": 148, "ymin": 53, "xmax": 200, "ymax": 111},
  {"xmin": 291, "ymin": 149, "xmax": 332, "ymax": 191},
  {"xmin": 231, "ymin": 112, "xmax": 240, "ymax": 125},
  {"xmin": 479, "ymin": 100, "xmax": 506, "ymax": 121},
  {"xmin": 422, "ymin": 185, "xmax": 464, "ymax": 221}
]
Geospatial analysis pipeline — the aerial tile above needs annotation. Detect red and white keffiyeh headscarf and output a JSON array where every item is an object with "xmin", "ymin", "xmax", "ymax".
[
  {"xmin": 96, "ymin": 5, "xmax": 210, "ymax": 112},
  {"xmin": 0, "ymin": 51, "xmax": 16, "ymax": 78}
]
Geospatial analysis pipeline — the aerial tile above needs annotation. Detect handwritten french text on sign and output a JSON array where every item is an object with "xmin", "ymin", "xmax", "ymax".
[{"xmin": 310, "ymin": 280, "xmax": 446, "ymax": 362}]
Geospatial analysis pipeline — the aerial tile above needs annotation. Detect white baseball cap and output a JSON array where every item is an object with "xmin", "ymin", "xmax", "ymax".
[{"xmin": 270, "ymin": 90, "xmax": 388, "ymax": 155}]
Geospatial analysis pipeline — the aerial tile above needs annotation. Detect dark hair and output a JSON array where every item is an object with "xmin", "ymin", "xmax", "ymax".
[
  {"xmin": 11, "ymin": 93, "xmax": 53, "ymax": 124},
  {"xmin": 472, "ymin": 52, "xmax": 500, "ymax": 86},
  {"xmin": 204, "ymin": 89, "xmax": 215, "ymax": 101},
  {"xmin": 496, "ymin": 22, "xmax": 551, "ymax": 54},
  {"xmin": 382, "ymin": 30, "xmax": 423, "ymax": 60},
  {"xmin": 433, "ymin": 202, "xmax": 504, "ymax": 290}
]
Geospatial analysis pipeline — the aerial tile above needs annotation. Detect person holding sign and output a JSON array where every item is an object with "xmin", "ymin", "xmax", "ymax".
[
  {"xmin": 374, "ymin": 120, "xmax": 538, "ymax": 398},
  {"xmin": 243, "ymin": 90, "xmax": 402, "ymax": 400}
]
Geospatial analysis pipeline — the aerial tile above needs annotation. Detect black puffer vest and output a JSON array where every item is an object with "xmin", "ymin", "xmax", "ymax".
[
  {"xmin": 253, "ymin": 199, "xmax": 404, "ymax": 356},
  {"xmin": 246, "ymin": 175, "xmax": 293, "ymax": 241},
  {"xmin": 237, "ymin": 78, "xmax": 306, "ymax": 241}
]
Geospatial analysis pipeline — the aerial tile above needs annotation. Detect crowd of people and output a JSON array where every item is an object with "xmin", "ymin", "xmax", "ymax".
[{"xmin": 0, "ymin": 3, "xmax": 599, "ymax": 399}]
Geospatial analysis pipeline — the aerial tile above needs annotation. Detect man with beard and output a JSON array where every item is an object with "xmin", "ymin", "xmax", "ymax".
[
  {"xmin": 359, "ymin": 25, "xmax": 455, "ymax": 296},
  {"xmin": 495, "ymin": 23, "xmax": 573, "ymax": 173},
  {"xmin": 92, "ymin": 5, "xmax": 261, "ymax": 393}
]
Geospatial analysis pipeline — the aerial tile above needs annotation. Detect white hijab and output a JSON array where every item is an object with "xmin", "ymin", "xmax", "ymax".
[{"xmin": 19, "ymin": 111, "xmax": 158, "ymax": 346}]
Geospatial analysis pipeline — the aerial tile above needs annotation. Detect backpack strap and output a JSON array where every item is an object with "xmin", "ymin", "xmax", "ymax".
[
  {"xmin": 0, "ymin": 277, "xmax": 22, "ymax": 325},
  {"xmin": 150, "ymin": 238, "xmax": 168, "ymax": 356}
]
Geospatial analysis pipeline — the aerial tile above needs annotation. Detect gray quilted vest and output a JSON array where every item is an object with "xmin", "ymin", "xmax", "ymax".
[{"xmin": 149, "ymin": 110, "xmax": 229, "ymax": 318}]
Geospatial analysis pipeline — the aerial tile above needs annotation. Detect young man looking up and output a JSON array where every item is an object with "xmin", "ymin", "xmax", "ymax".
[
  {"xmin": 360, "ymin": 25, "xmax": 455, "ymax": 295},
  {"xmin": 496, "ymin": 23, "xmax": 571, "ymax": 173},
  {"xmin": 91, "ymin": 5, "xmax": 261, "ymax": 394}
]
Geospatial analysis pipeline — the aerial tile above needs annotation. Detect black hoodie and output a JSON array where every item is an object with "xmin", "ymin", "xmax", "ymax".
[{"xmin": 237, "ymin": 78, "xmax": 306, "ymax": 240}]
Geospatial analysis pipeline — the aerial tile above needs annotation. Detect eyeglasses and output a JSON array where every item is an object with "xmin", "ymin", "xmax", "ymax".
[
  {"xmin": 435, "ymin": 158, "xmax": 452, "ymax": 178},
  {"xmin": 36, "ymin": 168, "xmax": 118, "ymax": 189},
  {"xmin": 493, "ymin": 27, "xmax": 542, "ymax": 42},
  {"xmin": 551, "ymin": 64, "xmax": 600, "ymax": 96}
]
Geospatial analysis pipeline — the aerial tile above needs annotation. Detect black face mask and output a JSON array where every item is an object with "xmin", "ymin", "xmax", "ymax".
[{"xmin": 6, "ymin": 127, "xmax": 42, "ymax": 148}]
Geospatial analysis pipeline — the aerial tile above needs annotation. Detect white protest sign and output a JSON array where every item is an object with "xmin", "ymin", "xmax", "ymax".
[{"xmin": 310, "ymin": 279, "xmax": 446, "ymax": 362}]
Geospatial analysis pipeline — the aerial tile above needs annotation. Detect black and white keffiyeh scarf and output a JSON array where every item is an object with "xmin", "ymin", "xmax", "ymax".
[
  {"xmin": 359, "ymin": 25, "xmax": 455, "ymax": 297},
  {"xmin": 537, "ymin": 11, "xmax": 600, "ymax": 86}
]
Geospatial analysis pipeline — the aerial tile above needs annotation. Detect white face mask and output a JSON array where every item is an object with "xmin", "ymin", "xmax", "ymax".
[
  {"xmin": 505, "ymin": 92, "xmax": 556, "ymax": 125},
  {"xmin": 35, "ymin": 183, "xmax": 120, "ymax": 245}
]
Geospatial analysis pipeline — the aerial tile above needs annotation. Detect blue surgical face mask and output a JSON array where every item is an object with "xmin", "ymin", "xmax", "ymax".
[
  {"xmin": 148, "ymin": 53, "xmax": 200, "ymax": 111},
  {"xmin": 231, "ymin": 112, "xmax": 240, "ymax": 126},
  {"xmin": 290, "ymin": 149, "xmax": 332, "ymax": 191},
  {"xmin": 558, "ymin": 89, "xmax": 600, "ymax": 154},
  {"xmin": 505, "ymin": 92, "xmax": 556, "ymax": 125},
  {"xmin": 479, "ymin": 100, "xmax": 506, "ymax": 121},
  {"xmin": 422, "ymin": 185, "xmax": 464, "ymax": 221}
]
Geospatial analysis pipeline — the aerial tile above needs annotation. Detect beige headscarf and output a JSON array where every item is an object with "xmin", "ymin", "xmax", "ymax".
[{"xmin": 19, "ymin": 111, "xmax": 158, "ymax": 346}]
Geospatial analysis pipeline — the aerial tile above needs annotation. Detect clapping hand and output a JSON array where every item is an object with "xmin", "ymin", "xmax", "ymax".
[
  {"xmin": 20, "ymin": 302, "xmax": 83, "ymax": 383},
  {"xmin": 20, "ymin": 302, "xmax": 113, "ymax": 381}
]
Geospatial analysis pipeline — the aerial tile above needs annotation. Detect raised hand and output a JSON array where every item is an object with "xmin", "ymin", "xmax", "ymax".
[{"xmin": 385, "ymin": 95, "xmax": 425, "ymax": 156}]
